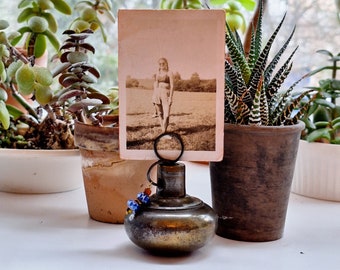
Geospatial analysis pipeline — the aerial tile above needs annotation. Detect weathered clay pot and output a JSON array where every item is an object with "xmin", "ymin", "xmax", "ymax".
[
  {"xmin": 74, "ymin": 121, "xmax": 154, "ymax": 224},
  {"xmin": 209, "ymin": 122, "xmax": 304, "ymax": 242}
]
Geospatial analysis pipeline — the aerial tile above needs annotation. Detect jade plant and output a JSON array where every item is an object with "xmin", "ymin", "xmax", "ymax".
[
  {"xmin": 0, "ymin": 0, "xmax": 117, "ymax": 149},
  {"xmin": 224, "ymin": 0, "xmax": 310, "ymax": 126},
  {"xmin": 299, "ymin": 50, "xmax": 340, "ymax": 144}
]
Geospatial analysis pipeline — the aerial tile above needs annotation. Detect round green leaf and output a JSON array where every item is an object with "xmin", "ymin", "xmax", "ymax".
[
  {"xmin": 35, "ymin": 83, "xmax": 52, "ymax": 105},
  {"xmin": 15, "ymin": 64, "xmax": 35, "ymax": 95},
  {"xmin": 33, "ymin": 66, "xmax": 53, "ymax": 86}
]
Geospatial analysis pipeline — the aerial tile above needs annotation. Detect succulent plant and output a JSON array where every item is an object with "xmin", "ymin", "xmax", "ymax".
[
  {"xmin": 224, "ymin": 0, "xmax": 310, "ymax": 126},
  {"xmin": 55, "ymin": 29, "xmax": 118, "ymax": 125},
  {"xmin": 13, "ymin": 0, "xmax": 72, "ymax": 58},
  {"xmin": 0, "ymin": 0, "xmax": 117, "ymax": 149},
  {"xmin": 299, "ymin": 50, "xmax": 340, "ymax": 144}
]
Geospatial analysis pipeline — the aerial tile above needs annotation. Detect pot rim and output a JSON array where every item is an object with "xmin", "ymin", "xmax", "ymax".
[
  {"xmin": 0, "ymin": 148, "xmax": 79, "ymax": 156},
  {"xmin": 224, "ymin": 121, "xmax": 305, "ymax": 134}
]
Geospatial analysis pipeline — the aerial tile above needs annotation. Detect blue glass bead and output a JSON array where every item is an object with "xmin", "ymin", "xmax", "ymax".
[
  {"xmin": 127, "ymin": 200, "xmax": 140, "ymax": 212},
  {"xmin": 137, "ymin": 192, "xmax": 150, "ymax": 204}
]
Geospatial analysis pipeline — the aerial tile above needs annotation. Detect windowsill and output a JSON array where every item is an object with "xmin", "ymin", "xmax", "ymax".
[{"xmin": 1, "ymin": 162, "xmax": 339, "ymax": 269}]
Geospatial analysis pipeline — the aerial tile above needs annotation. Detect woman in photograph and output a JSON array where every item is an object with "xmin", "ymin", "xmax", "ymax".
[{"xmin": 152, "ymin": 57, "xmax": 174, "ymax": 133}]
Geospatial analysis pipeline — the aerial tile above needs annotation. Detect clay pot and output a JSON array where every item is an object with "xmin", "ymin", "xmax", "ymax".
[
  {"xmin": 209, "ymin": 122, "xmax": 304, "ymax": 241},
  {"xmin": 74, "ymin": 121, "xmax": 154, "ymax": 224}
]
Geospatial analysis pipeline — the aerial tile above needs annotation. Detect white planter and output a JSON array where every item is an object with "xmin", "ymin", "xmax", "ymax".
[
  {"xmin": 0, "ymin": 149, "xmax": 82, "ymax": 194},
  {"xmin": 292, "ymin": 140, "xmax": 340, "ymax": 201}
]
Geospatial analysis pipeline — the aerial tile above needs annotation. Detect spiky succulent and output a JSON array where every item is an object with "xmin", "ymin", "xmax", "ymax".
[{"xmin": 224, "ymin": 0, "xmax": 310, "ymax": 126}]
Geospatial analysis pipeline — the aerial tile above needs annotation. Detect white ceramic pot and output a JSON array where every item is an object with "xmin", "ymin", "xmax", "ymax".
[
  {"xmin": 292, "ymin": 140, "xmax": 340, "ymax": 201},
  {"xmin": 0, "ymin": 149, "xmax": 82, "ymax": 194}
]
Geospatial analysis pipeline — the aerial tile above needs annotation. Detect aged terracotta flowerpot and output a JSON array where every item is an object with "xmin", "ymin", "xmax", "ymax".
[
  {"xmin": 74, "ymin": 121, "xmax": 154, "ymax": 224},
  {"xmin": 209, "ymin": 122, "xmax": 304, "ymax": 242}
]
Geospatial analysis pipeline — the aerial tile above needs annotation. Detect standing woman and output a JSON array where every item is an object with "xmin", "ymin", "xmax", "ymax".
[{"xmin": 152, "ymin": 57, "xmax": 174, "ymax": 133}]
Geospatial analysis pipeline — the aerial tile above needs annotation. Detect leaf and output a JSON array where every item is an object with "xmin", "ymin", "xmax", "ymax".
[
  {"xmin": 331, "ymin": 116, "xmax": 340, "ymax": 126},
  {"xmin": 7, "ymin": 61, "xmax": 24, "ymax": 80},
  {"xmin": 35, "ymin": 83, "xmax": 53, "ymax": 105},
  {"xmin": 79, "ymin": 43, "xmax": 95, "ymax": 54},
  {"xmin": 306, "ymin": 128, "xmax": 331, "ymax": 142},
  {"xmin": 67, "ymin": 99, "xmax": 102, "ymax": 113},
  {"xmin": 0, "ymin": 100, "xmax": 10, "ymax": 129},
  {"xmin": 49, "ymin": 0, "xmax": 72, "ymax": 15},
  {"xmin": 42, "ymin": 29, "xmax": 60, "ymax": 51},
  {"xmin": 210, "ymin": 0, "xmax": 228, "ymax": 5},
  {"xmin": 17, "ymin": 7, "xmax": 35, "ymax": 23},
  {"xmin": 6, "ymin": 104, "xmax": 24, "ymax": 119},
  {"xmin": 58, "ymin": 89, "xmax": 85, "ymax": 102},
  {"xmin": 33, "ymin": 66, "xmax": 53, "ymax": 86},
  {"xmin": 34, "ymin": 34, "xmax": 47, "ymax": 58},
  {"xmin": 238, "ymin": 0, "xmax": 256, "ymax": 11},
  {"xmin": 18, "ymin": 0, "xmax": 32, "ymax": 9},
  {"xmin": 315, "ymin": 98, "xmax": 336, "ymax": 109},
  {"xmin": 10, "ymin": 26, "xmax": 31, "ymax": 46},
  {"xmin": 41, "ymin": 12, "xmax": 58, "ymax": 33},
  {"xmin": 332, "ymin": 122, "xmax": 340, "ymax": 131},
  {"xmin": 0, "ymin": 61, "xmax": 6, "ymax": 82},
  {"xmin": 316, "ymin": 49, "xmax": 333, "ymax": 58},
  {"xmin": 87, "ymin": 92, "xmax": 110, "ymax": 104}
]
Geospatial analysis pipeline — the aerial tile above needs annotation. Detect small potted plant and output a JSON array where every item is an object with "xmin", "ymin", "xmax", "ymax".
[
  {"xmin": 0, "ymin": 0, "xmax": 153, "ymax": 223},
  {"xmin": 0, "ymin": 0, "xmax": 80, "ymax": 193},
  {"xmin": 0, "ymin": 0, "xmax": 113, "ymax": 193},
  {"xmin": 292, "ymin": 49, "xmax": 340, "ymax": 201},
  {"xmin": 209, "ymin": 0, "xmax": 310, "ymax": 242}
]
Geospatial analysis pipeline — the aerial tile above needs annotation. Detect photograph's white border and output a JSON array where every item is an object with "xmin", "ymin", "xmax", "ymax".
[{"xmin": 118, "ymin": 9, "xmax": 225, "ymax": 161}]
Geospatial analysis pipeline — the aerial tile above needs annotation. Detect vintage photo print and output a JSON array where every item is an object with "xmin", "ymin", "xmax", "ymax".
[{"xmin": 118, "ymin": 9, "xmax": 225, "ymax": 161}]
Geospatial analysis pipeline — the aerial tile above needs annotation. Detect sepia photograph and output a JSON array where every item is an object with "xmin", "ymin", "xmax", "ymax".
[{"xmin": 118, "ymin": 9, "xmax": 225, "ymax": 161}]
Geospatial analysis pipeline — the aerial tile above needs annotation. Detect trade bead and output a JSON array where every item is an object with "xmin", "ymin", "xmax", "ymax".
[{"xmin": 127, "ymin": 200, "xmax": 140, "ymax": 212}]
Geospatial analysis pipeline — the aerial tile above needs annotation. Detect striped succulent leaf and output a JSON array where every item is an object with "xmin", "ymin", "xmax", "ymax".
[
  {"xmin": 264, "ymin": 26, "xmax": 296, "ymax": 88},
  {"xmin": 226, "ymin": 24, "xmax": 251, "ymax": 84},
  {"xmin": 224, "ymin": 0, "xmax": 307, "ymax": 126},
  {"xmin": 249, "ymin": 80, "xmax": 262, "ymax": 125}
]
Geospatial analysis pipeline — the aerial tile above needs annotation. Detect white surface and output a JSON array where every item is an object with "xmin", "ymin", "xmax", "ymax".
[{"xmin": 1, "ymin": 161, "xmax": 340, "ymax": 270}]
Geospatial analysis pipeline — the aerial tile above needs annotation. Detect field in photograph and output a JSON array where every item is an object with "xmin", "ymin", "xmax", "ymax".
[{"xmin": 125, "ymin": 88, "xmax": 216, "ymax": 151}]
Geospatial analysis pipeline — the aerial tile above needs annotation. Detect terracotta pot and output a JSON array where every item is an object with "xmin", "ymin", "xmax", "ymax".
[
  {"xmin": 74, "ymin": 121, "xmax": 154, "ymax": 224},
  {"xmin": 209, "ymin": 122, "xmax": 304, "ymax": 242},
  {"xmin": 292, "ymin": 140, "xmax": 340, "ymax": 201},
  {"xmin": 0, "ymin": 149, "xmax": 82, "ymax": 193}
]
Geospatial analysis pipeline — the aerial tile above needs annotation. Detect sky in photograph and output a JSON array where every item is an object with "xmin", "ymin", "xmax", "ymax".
[{"xmin": 118, "ymin": 10, "xmax": 225, "ymax": 80}]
